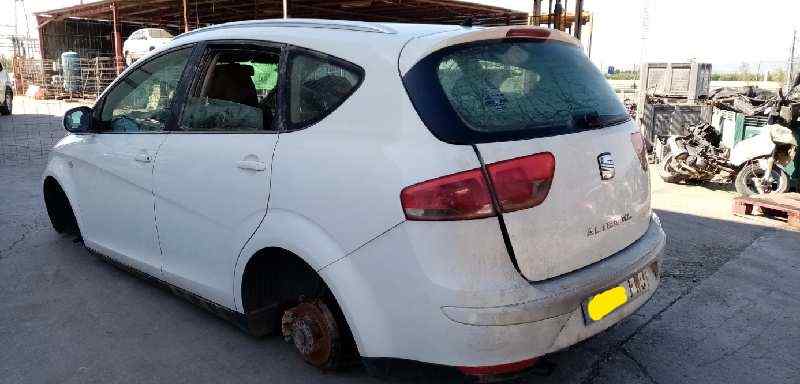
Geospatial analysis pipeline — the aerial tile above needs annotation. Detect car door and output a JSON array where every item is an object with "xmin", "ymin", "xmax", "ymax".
[
  {"xmin": 72, "ymin": 45, "xmax": 194, "ymax": 276},
  {"xmin": 154, "ymin": 42, "xmax": 282, "ymax": 308}
]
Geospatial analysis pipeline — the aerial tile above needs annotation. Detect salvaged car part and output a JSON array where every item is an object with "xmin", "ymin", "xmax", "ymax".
[
  {"xmin": 658, "ymin": 123, "xmax": 796, "ymax": 195},
  {"xmin": 281, "ymin": 299, "xmax": 341, "ymax": 369}
]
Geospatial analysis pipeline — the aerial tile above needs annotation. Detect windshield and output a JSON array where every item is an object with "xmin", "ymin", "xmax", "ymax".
[{"xmin": 436, "ymin": 41, "xmax": 627, "ymax": 133}]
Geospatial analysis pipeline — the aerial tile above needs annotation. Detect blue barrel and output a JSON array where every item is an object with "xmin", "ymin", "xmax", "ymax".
[{"xmin": 61, "ymin": 52, "xmax": 81, "ymax": 92}]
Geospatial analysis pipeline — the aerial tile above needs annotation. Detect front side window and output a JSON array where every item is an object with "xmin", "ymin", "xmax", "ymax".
[
  {"xmin": 99, "ymin": 47, "xmax": 191, "ymax": 132},
  {"xmin": 288, "ymin": 52, "xmax": 362, "ymax": 127},
  {"xmin": 179, "ymin": 47, "xmax": 280, "ymax": 132}
]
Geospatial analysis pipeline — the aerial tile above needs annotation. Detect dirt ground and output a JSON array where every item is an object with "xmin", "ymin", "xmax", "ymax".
[{"xmin": 1, "ymin": 99, "xmax": 798, "ymax": 383}]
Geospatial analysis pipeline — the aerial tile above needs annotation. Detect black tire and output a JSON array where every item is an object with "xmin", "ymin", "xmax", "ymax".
[
  {"xmin": 43, "ymin": 181, "xmax": 81, "ymax": 237},
  {"xmin": 0, "ymin": 88, "xmax": 11, "ymax": 116},
  {"xmin": 659, "ymin": 155, "xmax": 685, "ymax": 183},
  {"xmin": 734, "ymin": 162, "xmax": 789, "ymax": 196}
]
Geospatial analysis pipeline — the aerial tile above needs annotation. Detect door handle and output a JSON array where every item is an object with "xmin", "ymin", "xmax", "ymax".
[
  {"xmin": 134, "ymin": 153, "xmax": 152, "ymax": 163},
  {"xmin": 237, "ymin": 160, "xmax": 266, "ymax": 171}
]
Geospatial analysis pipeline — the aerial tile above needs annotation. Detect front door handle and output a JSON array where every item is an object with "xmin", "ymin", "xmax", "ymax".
[
  {"xmin": 237, "ymin": 160, "xmax": 266, "ymax": 171},
  {"xmin": 134, "ymin": 153, "xmax": 152, "ymax": 163}
]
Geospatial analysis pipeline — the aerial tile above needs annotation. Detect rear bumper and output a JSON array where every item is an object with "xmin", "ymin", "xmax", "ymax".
[
  {"xmin": 442, "ymin": 214, "xmax": 664, "ymax": 327},
  {"xmin": 321, "ymin": 213, "xmax": 665, "ymax": 368}
]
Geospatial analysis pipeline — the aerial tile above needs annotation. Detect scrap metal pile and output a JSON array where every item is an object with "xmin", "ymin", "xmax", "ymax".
[
  {"xmin": 709, "ymin": 74, "xmax": 800, "ymax": 122},
  {"xmin": 656, "ymin": 74, "xmax": 800, "ymax": 195}
]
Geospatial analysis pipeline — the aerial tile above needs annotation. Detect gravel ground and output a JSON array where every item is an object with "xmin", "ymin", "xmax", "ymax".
[{"xmin": 1, "ymin": 100, "xmax": 798, "ymax": 383}]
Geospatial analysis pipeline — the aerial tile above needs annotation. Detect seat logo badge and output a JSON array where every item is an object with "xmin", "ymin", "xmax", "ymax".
[{"xmin": 597, "ymin": 153, "xmax": 615, "ymax": 180}]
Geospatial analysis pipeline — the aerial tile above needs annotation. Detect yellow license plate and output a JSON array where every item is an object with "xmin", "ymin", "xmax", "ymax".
[{"xmin": 583, "ymin": 269, "xmax": 651, "ymax": 323}]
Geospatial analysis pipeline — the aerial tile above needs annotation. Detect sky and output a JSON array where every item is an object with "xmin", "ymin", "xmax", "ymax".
[
  {"xmin": 2, "ymin": 0, "xmax": 799, "ymax": 72},
  {"xmin": 475, "ymin": 0, "xmax": 799, "ymax": 72}
]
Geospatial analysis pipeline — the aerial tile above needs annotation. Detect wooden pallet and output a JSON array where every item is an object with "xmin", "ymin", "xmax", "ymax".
[{"xmin": 733, "ymin": 193, "xmax": 800, "ymax": 228}]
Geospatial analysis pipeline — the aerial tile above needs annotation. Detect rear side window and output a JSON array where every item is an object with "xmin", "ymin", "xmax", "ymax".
[
  {"xmin": 288, "ymin": 51, "xmax": 362, "ymax": 128},
  {"xmin": 404, "ymin": 40, "xmax": 629, "ymax": 144}
]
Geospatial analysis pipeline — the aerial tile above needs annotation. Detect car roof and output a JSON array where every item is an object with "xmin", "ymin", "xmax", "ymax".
[
  {"xmin": 163, "ymin": 19, "xmax": 574, "ymax": 72},
  {"xmin": 174, "ymin": 19, "xmax": 461, "ymax": 40},
  {"xmin": 168, "ymin": 19, "xmax": 465, "ymax": 66}
]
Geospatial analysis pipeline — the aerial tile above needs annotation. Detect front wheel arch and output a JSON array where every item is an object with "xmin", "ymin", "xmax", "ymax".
[{"xmin": 43, "ymin": 177, "xmax": 81, "ymax": 237}]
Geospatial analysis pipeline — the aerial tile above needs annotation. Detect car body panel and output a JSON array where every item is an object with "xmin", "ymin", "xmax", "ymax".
[
  {"xmin": 154, "ymin": 134, "xmax": 279, "ymax": 309},
  {"xmin": 0, "ymin": 65, "xmax": 9, "ymax": 103},
  {"xmin": 321, "ymin": 214, "xmax": 663, "ymax": 365},
  {"xmin": 476, "ymin": 121, "xmax": 651, "ymax": 281},
  {"xmin": 53, "ymin": 132, "xmax": 166, "ymax": 276}
]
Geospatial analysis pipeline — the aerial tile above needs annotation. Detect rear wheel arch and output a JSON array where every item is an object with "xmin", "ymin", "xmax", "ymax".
[
  {"xmin": 239, "ymin": 246, "xmax": 358, "ymax": 366},
  {"xmin": 43, "ymin": 176, "xmax": 81, "ymax": 236}
]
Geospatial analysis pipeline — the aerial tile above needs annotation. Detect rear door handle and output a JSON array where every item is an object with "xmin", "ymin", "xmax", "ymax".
[
  {"xmin": 134, "ymin": 153, "xmax": 152, "ymax": 163},
  {"xmin": 237, "ymin": 160, "xmax": 266, "ymax": 171}
]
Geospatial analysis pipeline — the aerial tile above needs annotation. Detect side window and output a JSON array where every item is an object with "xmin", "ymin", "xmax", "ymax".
[
  {"xmin": 288, "ymin": 51, "xmax": 362, "ymax": 127},
  {"xmin": 179, "ymin": 47, "xmax": 280, "ymax": 132},
  {"xmin": 99, "ymin": 47, "xmax": 191, "ymax": 132}
]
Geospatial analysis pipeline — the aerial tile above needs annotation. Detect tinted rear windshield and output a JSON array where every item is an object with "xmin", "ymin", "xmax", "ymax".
[{"xmin": 403, "ymin": 39, "xmax": 629, "ymax": 144}]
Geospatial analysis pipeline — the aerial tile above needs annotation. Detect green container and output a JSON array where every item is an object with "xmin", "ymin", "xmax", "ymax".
[{"xmin": 730, "ymin": 113, "xmax": 800, "ymax": 189}]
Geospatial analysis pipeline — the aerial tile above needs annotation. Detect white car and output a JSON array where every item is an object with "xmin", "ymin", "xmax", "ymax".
[
  {"xmin": 44, "ymin": 19, "xmax": 665, "ymax": 379},
  {"xmin": 0, "ymin": 60, "xmax": 11, "ymax": 115},
  {"xmin": 122, "ymin": 28, "xmax": 174, "ymax": 65}
]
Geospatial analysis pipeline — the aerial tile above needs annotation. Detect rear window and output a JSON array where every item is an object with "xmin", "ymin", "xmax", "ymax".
[{"xmin": 403, "ymin": 40, "xmax": 629, "ymax": 144}]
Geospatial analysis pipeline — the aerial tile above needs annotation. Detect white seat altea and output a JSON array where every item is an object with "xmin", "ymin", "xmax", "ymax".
[{"xmin": 44, "ymin": 19, "xmax": 665, "ymax": 379}]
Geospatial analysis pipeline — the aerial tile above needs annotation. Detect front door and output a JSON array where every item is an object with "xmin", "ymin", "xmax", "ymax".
[
  {"xmin": 75, "ymin": 46, "xmax": 193, "ymax": 275},
  {"xmin": 154, "ymin": 43, "xmax": 282, "ymax": 308}
]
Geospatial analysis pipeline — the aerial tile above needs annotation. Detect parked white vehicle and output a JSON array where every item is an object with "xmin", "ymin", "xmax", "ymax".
[
  {"xmin": 0, "ymin": 61, "xmax": 12, "ymax": 115},
  {"xmin": 44, "ymin": 19, "xmax": 665, "ymax": 379},
  {"xmin": 122, "ymin": 28, "xmax": 174, "ymax": 65}
]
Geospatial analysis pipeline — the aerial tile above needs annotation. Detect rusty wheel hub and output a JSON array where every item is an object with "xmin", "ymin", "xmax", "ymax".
[{"xmin": 281, "ymin": 300, "xmax": 340, "ymax": 368}]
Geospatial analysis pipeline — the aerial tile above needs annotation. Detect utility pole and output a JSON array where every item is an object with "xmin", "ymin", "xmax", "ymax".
[
  {"xmin": 640, "ymin": 0, "xmax": 650, "ymax": 65},
  {"xmin": 790, "ymin": 29, "xmax": 797, "ymax": 87}
]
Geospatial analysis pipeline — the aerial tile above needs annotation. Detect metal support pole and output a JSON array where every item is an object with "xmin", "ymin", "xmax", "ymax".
[
  {"xmin": 183, "ymin": 0, "xmax": 189, "ymax": 32},
  {"xmin": 531, "ymin": 0, "xmax": 542, "ymax": 26},
  {"xmin": 574, "ymin": 0, "xmax": 583, "ymax": 39},
  {"xmin": 587, "ymin": 16, "xmax": 594, "ymax": 58},
  {"xmin": 548, "ymin": 0, "xmax": 553, "ymax": 28},
  {"xmin": 111, "ymin": 2, "xmax": 123, "ymax": 75},
  {"xmin": 283, "ymin": 0, "xmax": 288, "ymax": 19},
  {"xmin": 790, "ymin": 29, "xmax": 797, "ymax": 88}
]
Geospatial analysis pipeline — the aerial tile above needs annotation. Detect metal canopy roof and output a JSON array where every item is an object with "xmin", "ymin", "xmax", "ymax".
[{"xmin": 35, "ymin": 0, "xmax": 529, "ymax": 29}]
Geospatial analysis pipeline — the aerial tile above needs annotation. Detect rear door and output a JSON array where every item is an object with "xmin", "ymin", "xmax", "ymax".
[
  {"xmin": 403, "ymin": 34, "xmax": 651, "ymax": 281},
  {"xmin": 154, "ymin": 42, "xmax": 282, "ymax": 308}
]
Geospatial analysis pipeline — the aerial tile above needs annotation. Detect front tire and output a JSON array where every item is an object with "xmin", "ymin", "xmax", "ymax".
[{"xmin": 734, "ymin": 162, "xmax": 789, "ymax": 196}]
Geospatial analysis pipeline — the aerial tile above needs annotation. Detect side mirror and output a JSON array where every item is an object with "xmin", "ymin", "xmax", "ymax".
[{"xmin": 63, "ymin": 106, "xmax": 93, "ymax": 133}]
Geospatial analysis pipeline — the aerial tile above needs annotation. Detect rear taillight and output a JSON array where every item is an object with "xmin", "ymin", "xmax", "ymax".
[
  {"xmin": 487, "ymin": 152, "xmax": 555, "ymax": 213},
  {"xmin": 400, "ymin": 168, "xmax": 495, "ymax": 221},
  {"xmin": 630, "ymin": 132, "xmax": 648, "ymax": 171},
  {"xmin": 401, "ymin": 152, "xmax": 555, "ymax": 221}
]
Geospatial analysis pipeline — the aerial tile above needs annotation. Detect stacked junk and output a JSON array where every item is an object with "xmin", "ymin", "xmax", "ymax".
[{"xmin": 636, "ymin": 62, "xmax": 800, "ymax": 195}]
